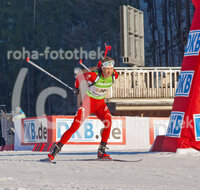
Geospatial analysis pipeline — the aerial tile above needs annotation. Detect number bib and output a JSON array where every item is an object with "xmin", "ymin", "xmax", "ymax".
[{"xmin": 86, "ymin": 73, "xmax": 113, "ymax": 100}]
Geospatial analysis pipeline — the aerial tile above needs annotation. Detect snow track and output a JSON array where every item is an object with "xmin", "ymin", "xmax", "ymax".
[{"xmin": 0, "ymin": 151, "xmax": 200, "ymax": 190}]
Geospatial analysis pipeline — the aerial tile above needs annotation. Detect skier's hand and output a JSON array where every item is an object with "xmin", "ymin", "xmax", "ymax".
[{"xmin": 73, "ymin": 87, "xmax": 79, "ymax": 95}]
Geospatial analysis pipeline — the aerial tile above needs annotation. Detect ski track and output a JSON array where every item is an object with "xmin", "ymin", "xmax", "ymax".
[{"xmin": 0, "ymin": 151, "xmax": 200, "ymax": 190}]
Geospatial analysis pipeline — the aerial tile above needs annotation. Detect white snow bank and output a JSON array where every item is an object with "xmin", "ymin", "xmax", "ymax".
[
  {"xmin": 176, "ymin": 148, "xmax": 200, "ymax": 155},
  {"xmin": 0, "ymin": 150, "xmax": 200, "ymax": 190}
]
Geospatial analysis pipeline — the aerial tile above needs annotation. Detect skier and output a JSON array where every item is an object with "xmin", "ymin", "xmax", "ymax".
[{"xmin": 48, "ymin": 56, "xmax": 118, "ymax": 161}]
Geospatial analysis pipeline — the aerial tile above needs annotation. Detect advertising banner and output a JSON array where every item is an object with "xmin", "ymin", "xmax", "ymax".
[
  {"xmin": 56, "ymin": 117, "xmax": 126, "ymax": 145},
  {"xmin": 149, "ymin": 118, "xmax": 169, "ymax": 145},
  {"xmin": 21, "ymin": 117, "xmax": 48, "ymax": 144}
]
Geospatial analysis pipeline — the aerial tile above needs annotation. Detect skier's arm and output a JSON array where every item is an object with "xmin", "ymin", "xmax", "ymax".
[
  {"xmin": 74, "ymin": 72, "xmax": 97, "ymax": 88},
  {"xmin": 113, "ymin": 70, "xmax": 118, "ymax": 79}
]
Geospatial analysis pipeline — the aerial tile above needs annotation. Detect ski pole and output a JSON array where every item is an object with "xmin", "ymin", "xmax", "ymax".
[
  {"xmin": 26, "ymin": 57, "xmax": 74, "ymax": 91},
  {"xmin": 79, "ymin": 44, "xmax": 111, "ymax": 70},
  {"xmin": 79, "ymin": 59, "xmax": 91, "ymax": 72},
  {"xmin": 104, "ymin": 43, "xmax": 111, "ymax": 58}
]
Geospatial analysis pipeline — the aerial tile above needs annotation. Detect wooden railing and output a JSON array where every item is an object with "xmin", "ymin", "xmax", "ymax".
[{"xmin": 107, "ymin": 67, "xmax": 181, "ymax": 99}]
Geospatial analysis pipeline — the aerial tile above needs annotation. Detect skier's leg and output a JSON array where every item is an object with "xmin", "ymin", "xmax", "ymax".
[
  {"xmin": 48, "ymin": 96, "xmax": 93, "ymax": 160},
  {"xmin": 95, "ymin": 103, "xmax": 112, "ymax": 159},
  {"xmin": 96, "ymin": 103, "xmax": 112, "ymax": 143},
  {"xmin": 59, "ymin": 106, "xmax": 90, "ymax": 144}
]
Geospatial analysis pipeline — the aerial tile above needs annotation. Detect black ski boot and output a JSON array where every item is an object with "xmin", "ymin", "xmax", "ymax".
[
  {"xmin": 97, "ymin": 141, "xmax": 111, "ymax": 159},
  {"xmin": 48, "ymin": 142, "xmax": 63, "ymax": 161}
]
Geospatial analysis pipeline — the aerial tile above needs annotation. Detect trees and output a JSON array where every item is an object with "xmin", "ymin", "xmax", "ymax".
[
  {"xmin": 0, "ymin": 0, "xmax": 195, "ymax": 115},
  {"xmin": 144, "ymin": 0, "xmax": 194, "ymax": 66}
]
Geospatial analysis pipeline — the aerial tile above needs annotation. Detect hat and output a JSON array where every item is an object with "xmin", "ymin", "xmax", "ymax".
[{"xmin": 101, "ymin": 60, "xmax": 115, "ymax": 68}]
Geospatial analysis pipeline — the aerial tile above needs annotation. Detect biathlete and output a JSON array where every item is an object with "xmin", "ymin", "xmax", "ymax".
[{"xmin": 48, "ymin": 56, "xmax": 118, "ymax": 161}]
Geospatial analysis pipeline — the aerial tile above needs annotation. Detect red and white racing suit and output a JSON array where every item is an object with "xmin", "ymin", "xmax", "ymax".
[{"xmin": 59, "ymin": 70, "xmax": 118, "ymax": 145}]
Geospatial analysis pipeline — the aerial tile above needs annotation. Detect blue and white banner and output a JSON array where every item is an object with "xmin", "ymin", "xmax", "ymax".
[
  {"xmin": 184, "ymin": 30, "xmax": 200, "ymax": 56},
  {"xmin": 23, "ymin": 118, "xmax": 48, "ymax": 143},
  {"xmin": 166, "ymin": 112, "xmax": 185, "ymax": 137},
  {"xmin": 193, "ymin": 114, "xmax": 200, "ymax": 141},
  {"xmin": 175, "ymin": 71, "xmax": 194, "ymax": 97},
  {"xmin": 56, "ymin": 118, "xmax": 125, "ymax": 144}
]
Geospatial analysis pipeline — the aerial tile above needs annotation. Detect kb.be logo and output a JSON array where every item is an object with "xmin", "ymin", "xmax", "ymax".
[
  {"xmin": 56, "ymin": 118, "xmax": 124, "ymax": 143},
  {"xmin": 184, "ymin": 30, "xmax": 200, "ymax": 56},
  {"xmin": 166, "ymin": 112, "xmax": 185, "ymax": 138},
  {"xmin": 23, "ymin": 118, "xmax": 47, "ymax": 143},
  {"xmin": 175, "ymin": 71, "xmax": 194, "ymax": 97}
]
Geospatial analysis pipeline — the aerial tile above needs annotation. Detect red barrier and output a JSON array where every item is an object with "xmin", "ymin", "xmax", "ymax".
[
  {"xmin": 151, "ymin": 1, "xmax": 200, "ymax": 152},
  {"xmin": 32, "ymin": 143, "xmax": 56, "ymax": 152}
]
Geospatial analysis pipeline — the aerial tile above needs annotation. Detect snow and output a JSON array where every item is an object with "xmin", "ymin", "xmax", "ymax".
[{"xmin": 1, "ymin": 150, "xmax": 200, "ymax": 190}]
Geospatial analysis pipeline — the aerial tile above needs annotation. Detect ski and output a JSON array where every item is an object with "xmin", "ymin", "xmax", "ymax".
[
  {"xmin": 97, "ymin": 158, "xmax": 143, "ymax": 162},
  {"xmin": 38, "ymin": 158, "xmax": 142, "ymax": 163},
  {"xmin": 111, "ymin": 158, "xmax": 142, "ymax": 162},
  {"xmin": 55, "ymin": 158, "xmax": 143, "ymax": 162}
]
